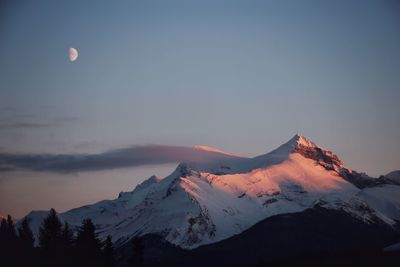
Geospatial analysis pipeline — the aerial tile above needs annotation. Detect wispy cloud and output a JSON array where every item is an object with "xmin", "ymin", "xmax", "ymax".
[
  {"xmin": 0, "ymin": 116, "xmax": 78, "ymax": 131},
  {"xmin": 0, "ymin": 145, "xmax": 239, "ymax": 173},
  {"xmin": 0, "ymin": 121, "xmax": 50, "ymax": 130}
]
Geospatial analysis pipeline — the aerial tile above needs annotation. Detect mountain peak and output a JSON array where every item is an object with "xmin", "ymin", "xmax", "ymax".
[
  {"xmin": 286, "ymin": 134, "xmax": 345, "ymax": 172},
  {"xmin": 288, "ymin": 134, "xmax": 319, "ymax": 149}
]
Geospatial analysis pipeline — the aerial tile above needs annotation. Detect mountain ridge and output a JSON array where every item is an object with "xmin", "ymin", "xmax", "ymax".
[{"xmin": 20, "ymin": 134, "xmax": 400, "ymax": 250}]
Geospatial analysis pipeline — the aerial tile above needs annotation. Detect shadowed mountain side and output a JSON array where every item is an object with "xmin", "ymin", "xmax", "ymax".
[
  {"xmin": 117, "ymin": 207, "xmax": 400, "ymax": 267},
  {"xmin": 385, "ymin": 171, "xmax": 400, "ymax": 185}
]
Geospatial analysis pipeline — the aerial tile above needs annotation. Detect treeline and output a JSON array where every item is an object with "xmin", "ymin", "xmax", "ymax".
[{"xmin": 0, "ymin": 209, "xmax": 115, "ymax": 267}]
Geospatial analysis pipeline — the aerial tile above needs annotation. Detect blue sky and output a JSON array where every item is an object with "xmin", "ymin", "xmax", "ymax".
[{"xmin": 1, "ymin": 0, "xmax": 400, "ymax": 216}]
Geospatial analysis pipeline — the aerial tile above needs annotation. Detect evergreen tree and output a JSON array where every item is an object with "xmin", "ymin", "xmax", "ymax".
[
  {"xmin": 61, "ymin": 221, "xmax": 74, "ymax": 249},
  {"xmin": 0, "ymin": 218, "xmax": 7, "ymax": 242},
  {"xmin": 75, "ymin": 218, "xmax": 103, "ymax": 266},
  {"xmin": 0, "ymin": 218, "xmax": 8, "ymax": 258},
  {"xmin": 57, "ymin": 221, "xmax": 75, "ymax": 267},
  {"xmin": 0, "ymin": 215, "xmax": 19, "ymax": 266},
  {"xmin": 76, "ymin": 218, "xmax": 102, "ymax": 252},
  {"xmin": 18, "ymin": 217, "xmax": 35, "ymax": 250},
  {"xmin": 6, "ymin": 215, "xmax": 17, "ymax": 241},
  {"xmin": 17, "ymin": 217, "xmax": 37, "ymax": 266},
  {"xmin": 131, "ymin": 236, "xmax": 144, "ymax": 267},
  {"xmin": 38, "ymin": 208, "xmax": 63, "ymax": 252},
  {"xmin": 103, "ymin": 235, "xmax": 115, "ymax": 267}
]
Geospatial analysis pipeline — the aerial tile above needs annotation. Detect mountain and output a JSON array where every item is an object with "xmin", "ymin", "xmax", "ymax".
[
  {"xmin": 21, "ymin": 135, "xmax": 400, "ymax": 252},
  {"xmin": 116, "ymin": 207, "xmax": 400, "ymax": 267},
  {"xmin": 385, "ymin": 170, "xmax": 400, "ymax": 185},
  {"xmin": 385, "ymin": 242, "xmax": 400, "ymax": 252},
  {"xmin": 192, "ymin": 145, "xmax": 238, "ymax": 157}
]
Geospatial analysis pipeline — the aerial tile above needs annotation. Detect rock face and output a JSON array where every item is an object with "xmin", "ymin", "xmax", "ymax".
[
  {"xmin": 21, "ymin": 135, "xmax": 400, "ymax": 249},
  {"xmin": 292, "ymin": 135, "xmax": 344, "ymax": 172}
]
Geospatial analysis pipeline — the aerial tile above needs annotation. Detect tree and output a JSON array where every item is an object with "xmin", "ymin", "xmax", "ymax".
[
  {"xmin": 103, "ymin": 235, "xmax": 115, "ymax": 267},
  {"xmin": 0, "ymin": 218, "xmax": 7, "ymax": 242},
  {"xmin": 131, "ymin": 236, "xmax": 144, "ymax": 267},
  {"xmin": 16, "ymin": 217, "xmax": 37, "ymax": 266},
  {"xmin": 18, "ymin": 217, "xmax": 35, "ymax": 250},
  {"xmin": 75, "ymin": 218, "xmax": 103, "ymax": 266},
  {"xmin": 0, "ymin": 215, "xmax": 19, "ymax": 265},
  {"xmin": 6, "ymin": 215, "xmax": 17, "ymax": 241},
  {"xmin": 61, "ymin": 222, "xmax": 74, "ymax": 249},
  {"xmin": 38, "ymin": 208, "xmax": 63, "ymax": 252},
  {"xmin": 0, "ymin": 218, "xmax": 9, "ymax": 257},
  {"xmin": 76, "ymin": 218, "xmax": 102, "ymax": 252}
]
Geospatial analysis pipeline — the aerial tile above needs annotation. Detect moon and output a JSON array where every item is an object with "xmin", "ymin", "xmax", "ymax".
[{"xmin": 69, "ymin": 47, "xmax": 78, "ymax": 62}]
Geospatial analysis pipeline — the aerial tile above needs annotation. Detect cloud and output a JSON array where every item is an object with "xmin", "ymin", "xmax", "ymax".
[
  {"xmin": 0, "ymin": 116, "xmax": 78, "ymax": 131},
  {"xmin": 0, "ymin": 122, "xmax": 50, "ymax": 130},
  {"xmin": 0, "ymin": 145, "xmax": 239, "ymax": 173}
]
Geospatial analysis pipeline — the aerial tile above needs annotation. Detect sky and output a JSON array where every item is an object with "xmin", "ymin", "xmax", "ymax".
[{"xmin": 1, "ymin": 0, "xmax": 400, "ymax": 218}]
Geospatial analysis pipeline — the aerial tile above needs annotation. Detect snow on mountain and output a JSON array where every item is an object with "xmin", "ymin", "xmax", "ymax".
[
  {"xmin": 192, "ymin": 145, "xmax": 238, "ymax": 157},
  {"xmin": 385, "ymin": 170, "xmax": 400, "ymax": 184},
  {"xmin": 357, "ymin": 184, "xmax": 400, "ymax": 221},
  {"xmin": 21, "ymin": 135, "xmax": 400, "ymax": 249},
  {"xmin": 384, "ymin": 242, "xmax": 400, "ymax": 252}
]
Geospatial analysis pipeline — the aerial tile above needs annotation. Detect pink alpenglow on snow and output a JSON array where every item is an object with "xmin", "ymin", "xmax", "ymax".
[{"xmin": 20, "ymin": 135, "xmax": 400, "ymax": 249}]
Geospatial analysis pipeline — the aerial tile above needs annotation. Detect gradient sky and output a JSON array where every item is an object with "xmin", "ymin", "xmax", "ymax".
[{"xmin": 1, "ymin": 0, "xmax": 400, "ymax": 217}]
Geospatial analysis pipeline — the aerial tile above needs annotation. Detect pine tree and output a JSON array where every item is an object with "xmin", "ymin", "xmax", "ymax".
[
  {"xmin": 6, "ymin": 215, "xmax": 17, "ymax": 241},
  {"xmin": 61, "ymin": 222, "xmax": 74, "ymax": 249},
  {"xmin": 103, "ymin": 235, "xmax": 115, "ymax": 267},
  {"xmin": 0, "ymin": 218, "xmax": 7, "ymax": 242},
  {"xmin": 0, "ymin": 218, "xmax": 8, "ymax": 258},
  {"xmin": 16, "ymin": 217, "xmax": 36, "ymax": 266},
  {"xmin": 76, "ymin": 218, "xmax": 102, "ymax": 252},
  {"xmin": 75, "ymin": 218, "xmax": 103, "ymax": 266},
  {"xmin": 18, "ymin": 217, "xmax": 35, "ymax": 250},
  {"xmin": 132, "ymin": 236, "xmax": 144, "ymax": 267},
  {"xmin": 0, "ymin": 215, "xmax": 19, "ymax": 265},
  {"xmin": 38, "ymin": 208, "xmax": 63, "ymax": 252}
]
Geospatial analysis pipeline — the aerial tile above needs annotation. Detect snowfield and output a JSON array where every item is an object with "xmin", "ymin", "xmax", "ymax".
[{"xmin": 22, "ymin": 135, "xmax": 400, "ymax": 249}]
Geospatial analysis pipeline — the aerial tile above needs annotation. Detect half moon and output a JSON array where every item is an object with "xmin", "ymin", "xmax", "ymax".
[{"xmin": 69, "ymin": 47, "xmax": 78, "ymax": 62}]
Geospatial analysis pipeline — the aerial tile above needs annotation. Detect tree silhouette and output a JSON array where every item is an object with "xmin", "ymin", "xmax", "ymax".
[
  {"xmin": 6, "ymin": 215, "xmax": 17, "ymax": 241},
  {"xmin": 61, "ymin": 221, "xmax": 74, "ymax": 249},
  {"xmin": 0, "ymin": 217, "xmax": 8, "ymax": 242},
  {"xmin": 75, "ymin": 218, "xmax": 103, "ymax": 266},
  {"xmin": 0, "ymin": 215, "xmax": 19, "ymax": 266},
  {"xmin": 18, "ymin": 217, "xmax": 35, "ymax": 250},
  {"xmin": 0, "ymin": 218, "xmax": 8, "ymax": 261},
  {"xmin": 132, "ymin": 236, "xmax": 144, "ymax": 267},
  {"xmin": 38, "ymin": 208, "xmax": 63, "ymax": 252},
  {"xmin": 103, "ymin": 235, "xmax": 115, "ymax": 267},
  {"xmin": 76, "ymin": 218, "xmax": 102, "ymax": 251},
  {"xmin": 17, "ymin": 217, "xmax": 36, "ymax": 265}
]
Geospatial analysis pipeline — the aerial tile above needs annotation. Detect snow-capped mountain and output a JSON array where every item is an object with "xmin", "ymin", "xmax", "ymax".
[{"xmin": 22, "ymin": 135, "xmax": 400, "ymax": 249}]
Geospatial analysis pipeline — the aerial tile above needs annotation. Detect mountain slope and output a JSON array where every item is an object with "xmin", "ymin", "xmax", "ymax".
[
  {"xmin": 116, "ymin": 207, "xmax": 400, "ymax": 267},
  {"xmin": 21, "ymin": 135, "xmax": 400, "ymax": 249},
  {"xmin": 386, "ymin": 170, "xmax": 400, "ymax": 185}
]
